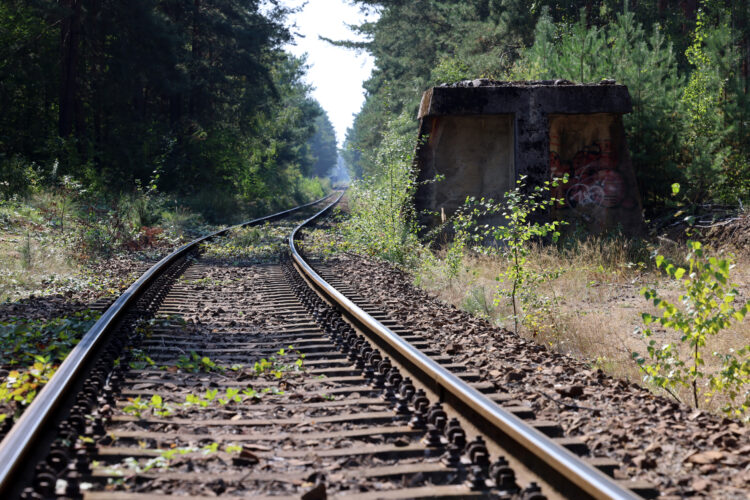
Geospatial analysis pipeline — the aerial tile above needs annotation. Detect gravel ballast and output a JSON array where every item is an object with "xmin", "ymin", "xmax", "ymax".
[{"xmin": 311, "ymin": 252, "xmax": 750, "ymax": 499}]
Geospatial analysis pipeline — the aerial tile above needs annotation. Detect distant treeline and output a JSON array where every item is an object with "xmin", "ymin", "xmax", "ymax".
[
  {"xmin": 0, "ymin": 0, "xmax": 337, "ymax": 216},
  {"xmin": 340, "ymin": 0, "xmax": 749, "ymax": 211}
]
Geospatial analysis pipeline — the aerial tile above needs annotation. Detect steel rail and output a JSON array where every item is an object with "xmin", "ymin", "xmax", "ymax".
[
  {"xmin": 289, "ymin": 194, "xmax": 642, "ymax": 500},
  {"xmin": 0, "ymin": 193, "xmax": 335, "ymax": 497}
]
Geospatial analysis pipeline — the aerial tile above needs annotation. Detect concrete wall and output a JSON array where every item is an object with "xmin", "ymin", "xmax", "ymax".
[
  {"xmin": 413, "ymin": 81, "xmax": 644, "ymax": 235},
  {"xmin": 420, "ymin": 115, "xmax": 514, "ymax": 217}
]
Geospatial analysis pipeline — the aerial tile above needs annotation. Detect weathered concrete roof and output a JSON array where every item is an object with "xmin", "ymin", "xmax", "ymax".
[{"xmin": 419, "ymin": 80, "xmax": 633, "ymax": 118}]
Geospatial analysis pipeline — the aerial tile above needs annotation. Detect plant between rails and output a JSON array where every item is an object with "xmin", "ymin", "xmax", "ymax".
[
  {"xmin": 122, "ymin": 346, "xmax": 305, "ymax": 419},
  {"xmin": 453, "ymin": 175, "xmax": 568, "ymax": 335},
  {"xmin": 633, "ymin": 241, "xmax": 749, "ymax": 416}
]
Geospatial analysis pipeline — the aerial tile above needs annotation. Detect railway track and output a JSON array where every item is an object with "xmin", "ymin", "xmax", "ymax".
[{"xmin": 0, "ymin": 193, "xmax": 658, "ymax": 499}]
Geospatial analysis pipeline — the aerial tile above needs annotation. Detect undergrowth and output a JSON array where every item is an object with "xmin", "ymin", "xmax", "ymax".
[
  {"xmin": 338, "ymin": 112, "xmax": 426, "ymax": 268},
  {"xmin": 0, "ymin": 310, "xmax": 100, "ymax": 420},
  {"xmin": 200, "ymin": 222, "xmax": 294, "ymax": 264}
]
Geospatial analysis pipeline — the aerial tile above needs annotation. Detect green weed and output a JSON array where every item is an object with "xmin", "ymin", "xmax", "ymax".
[
  {"xmin": 339, "ymin": 112, "xmax": 425, "ymax": 267},
  {"xmin": 633, "ymin": 241, "xmax": 749, "ymax": 416},
  {"xmin": 122, "ymin": 397, "xmax": 149, "ymax": 419},
  {"xmin": 175, "ymin": 351, "xmax": 224, "ymax": 373},
  {"xmin": 0, "ymin": 311, "xmax": 99, "ymax": 367},
  {"xmin": 461, "ymin": 286, "xmax": 496, "ymax": 319},
  {"xmin": 122, "ymin": 394, "xmax": 173, "ymax": 419},
  {"xmin": 0, "ymin": 357, "xmax": 56, "ymax": 419},
  {"xmin": 453, "ymin": 175, "xmax": 567, "ymax": 335},
  {"xmin": 128, "ymin": 348, "xmax": 155, "ymax": 370},
  {"xmin": 253, "ymin": 346, "xmax": 305, "ymax": 378},
  {"xmin": 183, "ymin": 388, "xmax": 241, "ymax": 408}
]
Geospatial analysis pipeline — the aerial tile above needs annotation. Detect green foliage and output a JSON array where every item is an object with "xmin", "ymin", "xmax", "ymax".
[
  {"xmin": 127, "ymin": 349, "xmax": 155, "ymax": 370},
  {"xmin": 344, "ymin": 1, "xmax": 748, "ymax": 210},
  {"xmin": 341, "ymin": 1, "xmax": 513, "ymax": 177},
  {"xmin": 182, "ymin": 385, "xmax": 283, "ymax": 408},
  {"xmin": 514, "ymin": 4, "xmax": 749, "ymax": 208},
  {"xmin": 678, "ymin": 8, "xmax": 749, "ymax": 203},
  {"xmin": 431, "ymin": 57, "xmax": 473, "ymax": 84},
  {"xmin": 0, "ymin": 157, "xmax": 40, "ymax": 199},
  {"xmin": 149, "ymin": 394, "xmax": 173, "ymax": 418},
  {"xmin": 461, "ymin": 286, "xmax": 497, "ymax": 320},
  {"xmin": 183, "ymin": 388, "xmax": 242, "ymax": 408},
  {"xmin": 218, "ymin": 388, "xmax": 242, "ymax": 406},
  {"xmin": 0, "ymin": 358, "xmax": 56, "ymax": 418},
  {"xmin": 341, "ymin": 112, "xmax": 424, "ymax": 266},
  {"xmin": 242, "ymin": 386, "xmax": 285, "ymax": 399},
  {"xmin": 121, "ymin": 393, "xmax": 174, "ymax": 420},
  {"xmin": 117, "ymin": 441, "xmax": 247, "ymax": 475},
  {"xmin": 341, "ymin": 0, "xmax": 701, "ymax": 180},
  {"xmin": 443, "ymin": 233, "xmax": 467, "ymax": 288},
  {"xmin": 122, "ymin": 397, "xmax": 149, "ymax": 420},
  {"xmin": 454, "ymin": 176, "xmax": 567, "ymax": 335},
  {"xmin": 252, "ymin": 346, "xmax": 306, "ymax": 379},
  {"xmin": 0, "ymin": 311, "xmax": 99, "ymax": 367},
  {"xmin": 175, "ymin": 351, "xmax": 224, "ymax": 374},
  {"xmin": 633, "ymin": 241, "xmax": 749, "ymax": 415},
  {"xmin": 0, "ymin": 1, "xmax": 331, "ymax": 218}
]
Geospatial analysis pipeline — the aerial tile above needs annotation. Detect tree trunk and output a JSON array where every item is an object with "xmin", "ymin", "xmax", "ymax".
[
  {"xmin": 189, "ymin": 0, "xmax": 201, "ymax": 117},
  {"xmin": 170, "ymin": 94, "xmax": 182, "ymax": 124},
  {"xmin": 59, "ymin": 0, "xmax": 81, "ymax": 138}
]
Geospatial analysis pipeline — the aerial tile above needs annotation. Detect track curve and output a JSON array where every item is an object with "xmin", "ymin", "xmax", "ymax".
[
  {"xmin": 0, "ymin": 194, "xmax": 334, "ymax": 498},
  {"xmin": 0, "ymin": 191, "xmax": 658, "ymax": 499},
  {"xmin": 290, "ymin": 195, "xmax": 649, "ymax": 499}
]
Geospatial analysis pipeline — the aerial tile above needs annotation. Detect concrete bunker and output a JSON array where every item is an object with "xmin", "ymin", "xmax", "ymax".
[{"xmin": 414, "ymin": 80, "xmax": 644, "ymax": 235}]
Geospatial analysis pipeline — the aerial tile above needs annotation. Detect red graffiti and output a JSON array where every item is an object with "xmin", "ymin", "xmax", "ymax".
[{"xmin": 549, "ymin": 139, "xmax": 628, "ymax": 209}]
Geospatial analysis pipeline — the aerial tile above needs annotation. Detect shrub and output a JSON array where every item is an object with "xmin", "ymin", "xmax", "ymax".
[
  {"xmin": 453, "ymin": 176, "xmax": 567, "ymax": 335},
  {"xmin": 341, "ymin": 112, "xmax": 424, "ymax": 266},
  {"xmin": 633, "ymin": 241, "xmax": 749, "ymax": 416},
  {"xmin": 431, "ymin": 57, "xmax": 473, "ymax": 84},
  {"xmin": 0, "ymin": 156, "xmax": 40, "ymax": 199}
]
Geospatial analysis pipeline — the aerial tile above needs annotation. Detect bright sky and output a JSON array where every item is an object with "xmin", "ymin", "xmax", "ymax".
[{"xmin": 284, "ymin": 0, "xmax": 376, "ymax": 147}]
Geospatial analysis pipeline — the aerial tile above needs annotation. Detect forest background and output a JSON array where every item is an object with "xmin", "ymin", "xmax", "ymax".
[
  {"xmin": 0, "ymin": 0, "xmax": 338, "ymax": 221},
  {"xmin": 341, "ymin": 0, "xmax": 749, "ymax": 211},
  {"xmin": 2, "ymin": 1, "xmax": 748, "ymax": 221}
]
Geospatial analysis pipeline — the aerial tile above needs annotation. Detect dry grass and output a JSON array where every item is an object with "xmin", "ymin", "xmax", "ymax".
[
  {"xmin": 0, "ymin": 199, "xmax": 80, "ymax": 302},
  {"xmin": 0, "ymin": 232, "xmax": 79, "ymax": 302},
  {"xmin": 416, "ymin": 236, "xmax": 750, "ymax": 412}
]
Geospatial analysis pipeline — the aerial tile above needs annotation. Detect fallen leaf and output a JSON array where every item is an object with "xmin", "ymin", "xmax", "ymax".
[{"xmin": 687, "ymin": 450, "xmax": 724, "ymax": 465}]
